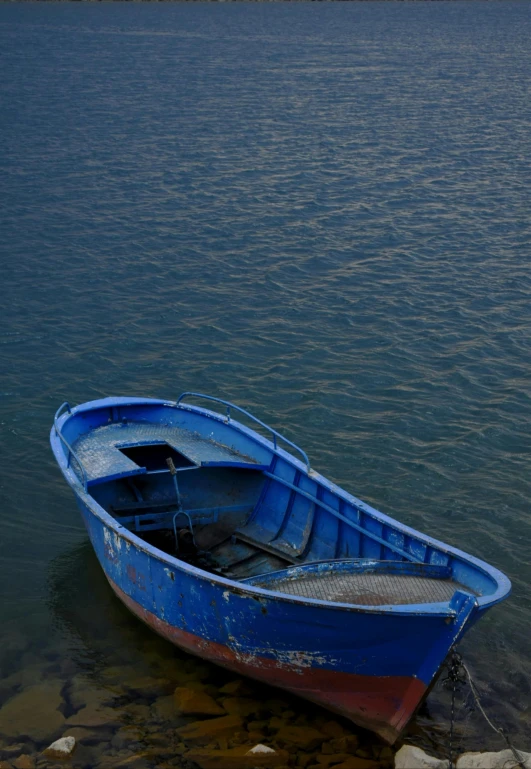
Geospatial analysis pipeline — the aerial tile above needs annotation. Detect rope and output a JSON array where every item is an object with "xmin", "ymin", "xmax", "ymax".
[
  {"xmin": 461, "ymin": 661, "xmax": 527, "ymax": 769},
  {"xmin": 444, "ymin": 648, "xmax": 527, "ymax": 769}
]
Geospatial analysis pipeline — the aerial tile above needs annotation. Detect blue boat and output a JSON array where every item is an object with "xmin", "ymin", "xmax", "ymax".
[{"xmin": 50, "ymin": 393, "xmax": 511, "ymax": 743}]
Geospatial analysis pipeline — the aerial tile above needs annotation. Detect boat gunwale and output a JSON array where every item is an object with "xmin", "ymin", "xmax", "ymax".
[{"xmin": 50, "ymin": 395, "xmax": 512, "ymax": 616}]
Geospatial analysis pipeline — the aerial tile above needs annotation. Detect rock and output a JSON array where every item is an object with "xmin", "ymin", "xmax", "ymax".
[
  {"xmin": 177, "ymin": 715, "xmax": 244, "ymax": 744},
  {"xmin": 63, "ymin": 727, "xmax": 105, "ymax": 745},
  {"xmin": 0, "ymin": 681, "xmax": 65, "ymax": 741},
  {"xmin": 456, "ymin": 750, "xmax": 531, "ymax": 768},
  {"xmin": 321, "ymin": 721, "xmax": 347, "ymax": 739},
  {"xmin": 329, "ymin": 736, "xmax": 359, "ymax": 754},
  {"xmin": 275, "ymin": 725, "xmax": 327, "ymax": 751},
  {"xmin": 227, "ymin": 731, "xmax": 248, "ymax": 748},
  {"xmin": 281, "ymin": 710, "xmax": 296, "ymax": 720},
  {"xmin": 150, "ymin": 695, "xmax": 176, "ymax": 721},
  {"xmin": 332, "ymin": 759, "xmax": 380, "ymax": 769},
  {"xmin": 112, "ymin": 753, "xmax": 151, "ymax": 768},
  {"xmin": 264, "ymin": 699, "xmax": 289, "ymax": 716},
  {"xmin": 316, "ymin": 754, "xmax": 351, "ymax": 767},
  {"xmin": 248, "ymin": 719, "xmax": 269, "ymax": 732},
  {"xmin": 12, "ymin": 757, "xmax": 34, "ymax": 769},
  {"xmin": 377, "ymin": 746, "xmax": 395, "ymax": 765},
  {"xmin": 247, "ymin": 731, "xmax": 267, "ymax": 743},
  {"xmin": 43, "ymin": 736, "xmax": 76, "ymax": 759},
  {"xmin": 111, "ymin": 727, "xmax": 144, "ymax": 750},
  {"xmin": 221, "ymin": 698, "xmax": 262, "ymax": 718},
  {"xmin": 0, "ymin": 665, "xmax": 47, "ymax": 700},
  {"xmin": 247, "ymin": 745, "xmax": 276, "ymax": 754},
  {"xmin": 218, "ymin": 680, "xmax": 252, "ymax": 697},
  {"xmin": 0, "ymin": 745, "xmax": 25, "ymax": 757},
  {"xmin": 121, "ymin": 704, "xmax": 151, "ymax": 722},
  {"xmin": 394, "ymin": 745, "xmax": 449, "ymax": 769},
  {"xmin": 0, "ymin": 761, "xmax": 12, "ymax": 769},
  {"xmin": 184, "ymin": 745, "xmax": 290, "ymax": 769},
  {"xmin": 169, "ymin": 663, "xmax": 211, "ymax": 687},
  {"xmin": 125, "ymin": 676, "xmax": 173, "ymax": 698},
  {"xmin": 66, "ymin": 703, "xmax": 121, "ymax": 728},
  {"xmin": 67, "ymin": 676, "xmax": 112, "ymax": 711},
  {"xmin": 173, "ymin": 687, "xmax": 225, "ymax": 717}
]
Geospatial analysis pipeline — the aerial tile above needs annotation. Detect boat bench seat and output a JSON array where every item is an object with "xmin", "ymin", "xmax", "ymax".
[
  {"xmin": 73, "ymin": 421, "xmax": 269, "ymax": 486},
  {"xmin": 113, "ymin": 503, "xmax": 254, "ymax": 534}
]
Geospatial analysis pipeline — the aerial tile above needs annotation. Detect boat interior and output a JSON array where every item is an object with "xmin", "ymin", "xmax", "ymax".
[{"xmin": 69, "ymin": 415, "xmax": 491, "ymax": 608}]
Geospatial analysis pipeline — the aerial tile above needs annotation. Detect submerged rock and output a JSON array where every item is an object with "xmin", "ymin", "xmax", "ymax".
[
  {"xmin": 315, "ymin": 754, "xmax": 351, "ymax": 767},
  {"xmin": 327, "ymin": 735, "xmax": 359, "ymax": 754},
  {"xmin": 63, "ymin": 726, "xmax": 105, "ymax": 745},
  {"xmin": 150, "ymin": 695, "xmax": 176, "ymax": 721},
  {"xmin": 66, "ymin": 703, "xmax": 121, "ymax": 728},
  {"xmin": 0, "ymin": 681, "xmax": 65, "ymax": 741},
  {"xmin": 275, "ymin": 724, "xmax": 327, "ymax": 751},
  {"xmin": 43, "ymin": 735, "xmax": 76, "ymax": 759},
  {"xmin": 12, "ymin": 756, "xmax": 35, "ymax": 769},
  {"xmin": 173, "ymin": 687, "xmax": 225, "ymax": 717},
  {"xmin": 125, "ymin": 675, "xmax": 173, "ymax": 698},
  {"xmin": 456, "ymin": 750, "xmax": 531, "ymax": 768},
  {"xmin": 321, "ymin": 720, "xmax": 348, "ymax": 739},
  {"xmin": 220, "ymin": 697, "xmax": 262, "ymax": 718},
  {"xmin": 218, "ymin": 679, "xmax": 248, "ymax": 696},
  {"xmin": 177, "ymin": 714, "xmax": 244, "ymax": 744},
  {"xmin": 67, "ymin": 675, "xmax": 113, "ymax": 711},
  {"xmin": 330, "ymin": 758, "xmax": 379, "ymax": 769},
  {"xmin": 0, "ymin": 744, "xmax": 25, "ymax": 757}
]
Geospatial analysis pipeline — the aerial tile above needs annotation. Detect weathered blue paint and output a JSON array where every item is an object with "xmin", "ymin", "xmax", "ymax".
[{"xmin": 50, "ymin": 393, "xmax": 511, "ymax": 742}]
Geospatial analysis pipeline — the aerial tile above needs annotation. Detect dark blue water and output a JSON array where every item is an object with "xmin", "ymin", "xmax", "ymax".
[{"xmin": 1, "ymin": 1, "xmax": 530, "ymax": 760}]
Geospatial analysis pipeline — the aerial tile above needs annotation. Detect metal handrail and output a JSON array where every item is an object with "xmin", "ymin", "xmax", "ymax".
[
  {"xmin": 176, "ymin": 392, "xmax": 311, "ymax": 471},
  {"xmin": 53, "ymin": 402, "xmax": 88, "ymax": 491}
]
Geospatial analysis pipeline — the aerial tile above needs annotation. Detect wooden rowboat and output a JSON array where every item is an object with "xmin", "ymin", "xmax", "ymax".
[{"xmin": 50, "ymin": 393, "xmax": 511, "ymax": 743}]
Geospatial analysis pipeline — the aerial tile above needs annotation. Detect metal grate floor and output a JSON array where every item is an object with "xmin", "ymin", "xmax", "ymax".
[
  {"xmin": 73, "ymin": 422, "xmax": 261, "ymax": 483},
  {"xmin": 254, "ymin": 571, "xmax": 475, "ymax": 606}
]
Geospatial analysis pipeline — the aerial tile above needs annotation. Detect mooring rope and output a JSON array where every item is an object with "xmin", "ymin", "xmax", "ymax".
[{"xmin": 444, "ymin": 648, "xmax": 527, "ymax": 769}]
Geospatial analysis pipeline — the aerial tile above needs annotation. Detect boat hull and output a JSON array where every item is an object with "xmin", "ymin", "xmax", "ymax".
[
  {"xmin": 109, "ymin": 576, "xmax": 427, "ymax": 742},
  {"xmin": 50, "ymin": 395, "xmax": 510, "ymax": 743},
  {"xmin": 77, "ymin": 497, "xmax": 476, "ymax": 743}
]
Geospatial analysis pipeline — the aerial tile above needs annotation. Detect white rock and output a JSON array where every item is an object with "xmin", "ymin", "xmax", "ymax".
[
  {"xmin": 395, "ymin": 745, "xmax": 449, "ymax": 769},
  {"xmin": 43, "ymin": 735, "xmax": 76, "ymax": 757},
  {"xmin": 456, "ymin": 749, "xmax": 531, "ymax": 768},
  {"xmin": 246, "ymin": 744, "xmax": 276, "ymax": 755}
]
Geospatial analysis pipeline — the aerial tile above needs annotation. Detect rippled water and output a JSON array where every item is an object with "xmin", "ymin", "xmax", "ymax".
[{"xmin": 1, "ymin": 1, "xmax": 530, "ymax": 762}]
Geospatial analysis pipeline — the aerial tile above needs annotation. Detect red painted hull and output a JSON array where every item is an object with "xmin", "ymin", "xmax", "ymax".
[{"xmin": 108, "ymin": 577, "xmax": 427, "ymax": 743}]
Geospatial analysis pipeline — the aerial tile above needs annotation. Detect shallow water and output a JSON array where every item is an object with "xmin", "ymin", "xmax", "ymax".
[{"xmin": 1, "ymin": 2, "xmax": 530, "ymax": 765}]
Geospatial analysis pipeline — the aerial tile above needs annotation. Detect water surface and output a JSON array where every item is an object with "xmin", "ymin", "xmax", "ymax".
[{"xmin": 1, "ymin": 1, "xmax": 530, "ymax": 762}]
